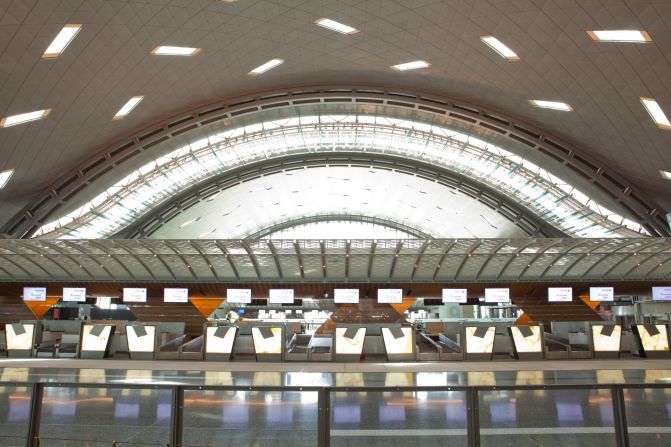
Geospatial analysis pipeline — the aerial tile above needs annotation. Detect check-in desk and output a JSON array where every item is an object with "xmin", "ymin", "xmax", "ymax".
[
  {"xmin": 464, "ymin": 325, "xmax": 496, "ymax": 361},
  {"xmin": 79, "ymin": 323, "xmax": 115, "ymax": 359},
  {"xmin": 334, "ymin": 326, "xmax": 366, "ymax": 362},
  {"xmin": 308, "ymin": 335, "xmax": 333, "ymax": 361},
  {"xmin": 125, "ymin": 324, "xmax": 158, "ymax": 360},
  {"xmin": 509, "ymin": 325, "xmax": 544, "ymax": 360},
  {"xmin": 590, "ymin": 323, "xmax": 622, "ymax": 359},
  {"xmin": 286, "ymin": 333, "xmax": 311, "ymax": 361},
  {"xmin": 5, "ymin": 322, "xmax": 40, "ymax": 358},
  {"xmin": 567, "ymin": 331, "xmax": 592, "ymax": 359},
  {"xmin": 381, "ymin": 326, "xmax": 415, "ymax": 362},
  {"xmin": 416, "ymin": 332, "xmax": 441, "ymax": 361},
  {"xmin": 251, "ymin": 326, "xmax": 284, "ymax": 362},
  {"xmin": 204, "ymin": 325, "xmax": 237, "ymax": 361},
  {"xmin": 632, "ymin": 324, "xmax": 670, "ymax": 358}
]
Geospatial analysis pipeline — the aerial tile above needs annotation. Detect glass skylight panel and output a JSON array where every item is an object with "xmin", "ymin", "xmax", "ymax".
[
  {"xmin": 248, "ymin": 59, "xmax": 284, "ymax": 76},
  {"xmin": 42, "ymin": 24, "xmax": 82, "ymax": 59},
  {"xmin": 391, "ymin": 61, "xmax": 431, "ymax": 71},
  {"xmin": 113, "ymin": 96, "xmax": 144, "ymax": 120},
  {"xmin": 587, "ymin": 30, "xmax": 652, "ymax": 43},
  {"xmin": 314, "ymin": 18, "xmax": 359, "ymax": 35},
  {"xmin": 151, "ymin": 46, "xmax": 202, "ymax": 56},
  {"xmin": 529, "ymin": 100, "xmax": 573, "ymax": 111},
  {"xmin": 0, "ymin": 169, "xmax": 14, "ymax": 189},
  {"xmin": 640, "ymin": 98, "xmax": 671, "ymax": 130},
  {"xmin": 480, "ymin": 36, "xmax": 520, "ymax": 60},
  {"xmin": 0, "ymin": 109, "xmax": 51, "ymax": 128}
]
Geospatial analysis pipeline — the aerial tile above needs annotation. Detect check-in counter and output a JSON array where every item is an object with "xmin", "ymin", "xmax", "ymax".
[
  {"xmin": 632, "ymin": 324, "xmax": 670, "ymax": 358},
  {"xmin": 308, "ymin": 335, "xmax": 332, "ymax": 361},
  {"xmin": 416, "ymin": 332, "xmax": 441, "ymax": 361},
  {"xmin": 251, "ymin": 326, "xmax": 283, "ymax": 362},
  {"xmin": 590, "ymin": 323, "xmax": 622, "ymax": 359},
  {"xmin": 158, "ymin": 334, "xmax": 188, "ymax": 360},
  {"xmin": 286, "ymin": 333, "xmax": 311, "ymax": 361},
  {"xmin": 5, "ymin": 322, "xmax": 39, "ymax": 358},
  {"xmin": 125, "ymin": 324, "xmax": 158, "ymax": 360},
  {"xmin": 381, "ymin": 326, "xmax": 414, "ymax": 362},
  {"xmin": 179, "ymin": 335, "xmax": 203, "ymax": 360},
  {"xmin": 334, "ymin": 326, "xmax": 366, "ymax": 362},
  {"xmin": 79, "ymin": 323, "xmax": 114, "ymax": 359},
  {"xmin": 568, "ymin": 331, "xmax": 592, "ymax": 359},
  {"xmin": 204, "ymin": 325, "xmax": 237, "ymax": 361},
  {"xmin": 509, "ymin": 325, "xmax": 544, "ymax": 360},
  {"xmin": 464, "ymin": 325, "xmax": 495, "ymax": 361}
]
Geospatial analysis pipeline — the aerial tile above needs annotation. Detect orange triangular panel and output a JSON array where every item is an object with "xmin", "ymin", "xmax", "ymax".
[
  {"xmin": 24, "ymin": 296, "xmax": 60, "ymax": 319},
  {"xmin": 189, "ymin": 297, "xmax": 224, "ymax": 318}
]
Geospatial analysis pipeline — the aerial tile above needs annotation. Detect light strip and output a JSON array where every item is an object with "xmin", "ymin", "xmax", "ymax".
[
  {"xmin": 42, "ymin": 24, "xmax": 83, "ymax": 59},
  {"xmin": 113, "ymin": 96, "xmax": 144, "ymax": 120},
  {"xmin": 659, "ymin": 170, "xmax": 671, "ymax": 180},
  {"xmin": 480, "ymin": 36, "xmax": 520, "ymax": 60},
  {"xmin": 0, "ymin": 169, "xmax": 14, "ymax": 189},
  {"xmin": 391, "ymin": 60, "xmax": 431, "ymax": 71},
  {"xmin": 314, "ymin": 18, "xmax": 359, "ymax": 35},
  {"xmin": 248, "ymin": 58, "xmax": 284, "ymax": 76},
  {"xmin": 151, "ymin": 46, "xmax": 202, "ymax": 56},
  {"xmin": 0, "ymin": 109, "xmax": 51, "ymax": 128},
  {"xmin": 641, "ymin": 98, "xmax": 671, "ymax": 130},
  {"xmin": 587, "ymin": 30, "xmax": 652, "ymax": 43},
  {"xmin": 529, "ymin": 100, "xmax": 573, "ymax": 112}
]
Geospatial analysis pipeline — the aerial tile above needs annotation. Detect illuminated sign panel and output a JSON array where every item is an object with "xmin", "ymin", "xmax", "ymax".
[
  {"xmin": 123, "ymin": 288, "xmax": 147, "ymax": 303},
  {"xmin": 5, "ymin": 323, "xmax": 35, "ymax": 350},
  {"xmin": 334, "ymin": 289, "xmax": 359, "ymax": 304},
  {"xmin": 510, "ymin": 326, "xmax": 543, "ymax": 353},
  {"xmin": 63, "ymin": 287, "xmax": 86, "ymax": 302},
  {"xmin": 637, "ymin": 324, "xmax": 669, "ymax": 351},
  {"xmin": 164, "ymin": 288, "xmax": 188, "ymax": 303},
  {"xmin": 205, "ymin": 326, "xmax": 237, "ymax": 354},
  {"xmin": 652, "ymin": 287, "xmax": 671, "ymax": 301},
  {"xmin": 548, "ymin": 287, "xmax": 572, "ymax": 302},
  {"xmin": 23, "ymin": 287, "xmax": 46, "ymax": 302},
  {"xmin": 442, "ymin": 289, "xmax": 467, "ymax": 303},
  {"xmin": 126, "ymin": 325, "xmax": 156, "ymax": 352},
  {"xmin": 590, "ymin": 287, "xmax": 614, "ymax": 302},
  {"xmin": 377, "ymin": 289, "xmax": 402, "ymax": 304},
  {"xmin": 335, "ymin": 327, "xmax": 366, "ymax": 354},
  {"xmin": 251, "ymin": 327, "xmax": 282, "ymax": 354},
  {"xmin": 381, "ymin": 327, "xmax": 413, "ymax": 354},
  {"xmin": 591, "ymin": 324, "xmax": 621, "ymax": 352},
  {"xmin": 269, "ymin": 289, "xmax": 294, "ymax": 304},
  {"xmin": 465, "ymin": 326, "xmax": 496, "ymax": 353},
  {"xmin": 81, "ymin": 325, "xmax": 113, "ymax": 352},
  {"xmin": 484, "ymin": 288, "xmax": 509, "ymax": 303},
  {"xmin": 227, "ymin": 289, "xmax": 252, "ymax": 304}
]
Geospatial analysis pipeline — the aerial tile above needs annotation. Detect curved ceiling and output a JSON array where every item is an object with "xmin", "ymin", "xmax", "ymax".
[{"xmin": 1, "ymin": 1, "xmax": 670, "ymax": 238}]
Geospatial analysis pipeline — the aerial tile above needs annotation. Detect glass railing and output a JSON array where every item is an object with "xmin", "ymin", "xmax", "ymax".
[{"xmin": 2, "ymin": 381, "xmax": 670, "ymax": 446}]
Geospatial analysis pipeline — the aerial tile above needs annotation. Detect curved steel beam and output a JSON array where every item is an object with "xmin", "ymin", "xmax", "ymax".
[
  {"xmin": 110, "ymin": 151, "xmax": 565, "ymax": 240},
  {"xmin": 4, "ymin": 87, "xmax": 668, "ymax": 238}
]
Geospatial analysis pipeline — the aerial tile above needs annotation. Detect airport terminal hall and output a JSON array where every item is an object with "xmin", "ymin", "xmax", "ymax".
[{"xmin": 3, "ymin": 1, "xmax": 671, "ymax": 446}]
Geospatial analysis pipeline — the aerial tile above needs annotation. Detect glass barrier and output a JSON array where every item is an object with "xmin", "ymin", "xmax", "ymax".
[
  {"xmin": 624, "ymin": 386, "xmax": 671, "ymax": 446},
  {"xmin": 181, "ymin": 389, "xmax": 319, "ymax": 447},
  {"xmin": 0, "ymin": 384, "xmax": 32, "ymax": 446}
]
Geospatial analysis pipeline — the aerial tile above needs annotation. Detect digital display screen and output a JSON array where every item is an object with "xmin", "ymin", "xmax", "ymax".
[
  {"xmin": 126, "ymin": 325, "xmax": 155, "ymax": 352},
  {"xmin": 652, "ymin": 287, "xmax": 671, "ymax": 301},
  {"xmin": 62, "ymin": 287, "xmax": 86, "ymax": 302},
  {"xmin": 510, "ymin": 326, "xmax": 543, "ymax": 353},
  {"xmin": 465, "ymin": 326, "xmax": 495, "ymax": 353},
  {"xmin": 377, "ymin": 289, "xmax": 402, "ymax": 304},
  {"xmin": 334, "ymin": 289, "xmax": 359, "ymax": 304},
  {"xmin": 381, "ymin": 327, "xmax": 413, "ymax": 354},
  {"xmin": 23, "ymin": 287, "xmax": 46, "ymax": 302},
  {"xmin": 335, "ymin": 327, "xmax": 366, "ymax": 354},
  {"xmin": 81, "ymin": 325, "xmax": 112, "ymax": 352},
  {"xmin": 164, "ymin": 288, "xmax": 188, "ymax": 303},
  {"xmin": 589, "ymin": 287, "xmax": 614, "ymax": 302},
  {"xmin": 442, "ymin": 288, "xmax": 467, "ymax": 303},
  {"xmin": 206, "ymin": 326, "xmax": 237, "ymax": 354},
  {"xmin": 227, "ymin": 288, "xmax": 252, "ymax": 304},
  {"xmin": 251, "ymin": 327, "xmax": 282, "ymax": 354},
  {"xmin": 548, "ymin": 287, "xmax": 572, "ymax": 302},
  {"xmin": 268, "ymin": 289, "xmax": 294, "ymax": 304},
  {"xmin": 484, "ymin": 288, "xmax": 509, "ymax": 303},
  {"xmin": 123, "ymin": 288, "xmax": 147, "ymax": 303},
  {"xmin": 591, "ymin": 324, "xmax": 621, "ymax": 352}
]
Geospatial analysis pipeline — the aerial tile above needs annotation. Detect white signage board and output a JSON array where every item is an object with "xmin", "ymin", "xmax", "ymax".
[
  {"xmin": 123, "ymin": 288, "xmax": 147, "ymax": 303},
  {"xmin": 227, "ymin": 288, "xmax": 252, "ymax": 304},
  {"xmin": 442, "ymin": 289, "xmax": 468, "ymax": 303},
  {"xmin": 548, "ymin": 287, "xmax": 573, "ymax": 302},
  {"xmin": 377, "ymin": 289, "xmax": 402, "ymax": 304},
  {"xmin": 23, "ymin": 287, "xmax": 46, "ymax": 302},
  {"xmin": 590, "ymin": 287, "xmax": 614, "ymax": 302},
  {"xmin": 62, "ymin": 287, "xmax": 86, "ymax": 302},
  {"xmin": 484, "ymin": 288, "xmax": 510, "ymax": 303},
  {"xmin": 334, "ymin": 288, "xmax": 360, "ymax": 304},
  {"xmin": 652, "ymin": 287, "xmax": 671, "ymax": 301},
  {"xmin": 269, "ymin": 289, "xmax": 294, "ymax": 304},
  {"xmin": 164, "ymin": 288, "xmax": 189, "ymax": 303}
]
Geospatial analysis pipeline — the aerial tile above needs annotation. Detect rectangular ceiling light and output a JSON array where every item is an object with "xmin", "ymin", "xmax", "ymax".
[
  {"xmin": 659, "ymin": 170, "xmax": 671, "ymax": 180},
  {"xmin": 0, "ymin": 169, "xmax": 14, "ymax": 189},
  {"xmin": 314, "ymin": 18, "xmax": 359, "ymax": 35},
  {"xmin": 587, "ymin": 30, "xmax": 652, "ymax": 43},
  {"xmin": 641, "ymin": 97, "xmax": 671, "ymax": 130},
  {"xmin": 151, "ymin": 46, "xmax": 202, "ymax": 56},
  {"xmin": 480, "ymin": 36, "xmax": 520, "ymax": 60},
  {"xmin": 42, "ymin": 24, "xmax": 82, "ymax": 59},
  {"xmin": 113, "ymin": 96, "xmax": 144, "ymax": 120},
  {"xmin": 0, "ymin": 109, "xmax": 51, "ymax": 128},
  {"xmin": 529, "ymin": 99, "xmax": 573, "ymax": 111},
  {"xmin": 248, "ymin": 58, "xmax": 284, "ymax": 76},
  {"xmin": 391, "ymin": 60, "xmax": 431, "ymax": 71}
]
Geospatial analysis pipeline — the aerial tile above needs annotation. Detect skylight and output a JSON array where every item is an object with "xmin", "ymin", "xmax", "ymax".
[
  {"xmin": 391, "ymin": 61, "xmax": 431, "ymax": 71},
  {"xmin": 641, "ymin": 98, "xmax": 671, "ymax": 130},
  {"xmin": 248, "ymin": 59, "xmax": 284, "ymax": 76},
  {"xmin": 0, "ymin": 169, "xmax": 14, "ymax": 189},
  {"xmin": 42, "ymin": 24, "xmax": 82, "ymax": 59},
  {"xmin": 529, "ymin": 100, "xmax": 573, "ymax": 112},
  {"xmin": 587, "ymin": 30, "xmax": 652, "ymax": 43},
  {"xmin": 480, "ymin": 36, "xmax": 520, "ymax": 60},
  {"xmin": 151, "ymin": 46, "xmax": 202, "ymax": 56},
  {"xmin": 0, "ymin": 109, "xmax": 51, "ymax": 128},
  {"xmin": 113, "ymin": 96, "xmax": 144, "ymax": 120},
  {"xmin": 314, "ymin": 18, "xmax": 359, "ymax": 35}
]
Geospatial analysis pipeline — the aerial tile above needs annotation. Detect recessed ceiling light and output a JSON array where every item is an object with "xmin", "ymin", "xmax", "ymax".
[
  {"xmin": 659, "ymin": 170, "xmax": 671, "ymax": 180},
  {"xmin": 151, "ymin": 46, "xmax": 202, "ymax": 56},
  {"xmin": 529, "ymin": 100, "xmax": 573, "ymax": 111},
  {"xmin": 641, "ymin": 98, "xmax": 671, "ymax": 130},
  {"xmin": 587, "ymin": 30, "xmax": 652, "ymax": 43},
  {"xmin": 179, "ymin": 217, "xmax": 200, "ymax": 228},
  {"xmin": 113, "ymin": 96, "xmax": 144, "ymax": 120},
  {"xmin": 391, "ymin": 60, "xmax": 431, "ymax": 71},
  {"xmin": 480, "ymin": 36, "xmax": 520, "ymax": 60},
  {"xmin": 248, "ymin": 58, "xmax": 284, "ymax": 76},
  {"xmin": 42, "ymin": 24, "xmax": 82, "ymax": 59},
  {"xmin": 0, "ymin": 109, "xmax": 51, "ymax": 128},
  {"xmin": 314, "ymin": 18, "xmax": 359, "ymax": 35},
  {"xmin": 0, "ymin": 169, "xmax": 14, "ymax": 189}
]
